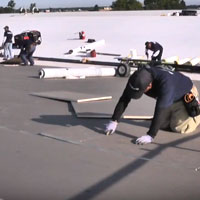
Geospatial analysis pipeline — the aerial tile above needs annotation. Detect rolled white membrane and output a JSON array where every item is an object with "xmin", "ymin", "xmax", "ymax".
[
  {"xmin": 39, "ymin": 68, "xmax": 68, "ymax": 79},
  {"xmin": 39, "ymin": 67, "xmax": 116, "ymax": 79}
]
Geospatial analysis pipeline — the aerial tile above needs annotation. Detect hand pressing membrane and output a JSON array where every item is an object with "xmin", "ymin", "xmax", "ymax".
[
  {"xmin": 136, "ymin": 135, "xmax": 153, "ymax": 145},
  {"xmin": 105, "ymin": 121, "xmax": 118, "ymax": 135}
]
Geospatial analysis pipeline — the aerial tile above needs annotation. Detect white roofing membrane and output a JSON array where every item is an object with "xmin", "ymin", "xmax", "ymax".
[{"xmin": 0, "ymin": 11, "xmax": 199, "ymax": 60}]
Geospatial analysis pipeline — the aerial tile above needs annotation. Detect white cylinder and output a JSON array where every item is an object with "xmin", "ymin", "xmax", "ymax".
[
  {"xmin": 39, "ymin": 68, "xmax": 68, "ymax": 79},
  {"xmin": 65, "ymin": 67, "xmax": 116, "ymax": 78},
  {"xmin": 39, "ymin": 67, "xmax": 116, "ymax": 79}
]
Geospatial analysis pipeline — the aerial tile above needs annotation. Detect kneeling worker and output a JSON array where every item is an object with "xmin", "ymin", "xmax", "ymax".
[
  {"xmin": 145, "ymin": 41, "xmax": 163, "ymax": 61},
  {"xmin": 105, "ymin": 64, "xmax": 200, "ymax": 145}
]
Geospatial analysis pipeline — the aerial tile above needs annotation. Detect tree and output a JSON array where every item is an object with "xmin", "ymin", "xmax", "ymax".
[
  {"xmin": 127, "ymin": 0, "xmax": 143, "ymax": 10},
  {"xmin": 93, "ymin": 4, "xmax": 99, "ymax": 11},
  {"xmin": 112, "ymin": 0, "xmax": 127, "ymax": 10},
  {"xmin": 180, "ymin": 0, "xmax": 186, "ymax": 8},
  {"xmin": 112, "ymin": 0, "xmax": 143, "ymax": 10},
  {"xmin": 144, "ymin": 0, "xmax": 186, "ymax": 10},
  {"xmin": 7, "ymin": 0, "xmax": 15, "ymax": 9}
]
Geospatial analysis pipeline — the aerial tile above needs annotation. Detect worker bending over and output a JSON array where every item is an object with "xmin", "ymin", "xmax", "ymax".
[
  {"xmin": 145, "ymin": 41, "xmax": 163, "ymax": 61},
  {"xmin": 105, "ymin": 64, "xmax": 200, "ymax": 145}
]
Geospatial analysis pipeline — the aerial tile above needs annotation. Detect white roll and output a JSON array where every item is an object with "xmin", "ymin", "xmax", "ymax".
[
  {"xmin": 98, "ymin": 68, "xmax": 116, "ymax": 76},
  {"xmin": 39, "ymin": 67, "xmax": 116, "ymax": 79},
  {"xmin": 39, "ymin": 68, "xmax": 68, "ymax": 79},
  {"xmin": 65, "ymin": 67, "xmax": 116, "ymax": 78},
  {"xmin": 66, "ymin": 67, "xmax": 116, "ymax": 78}
]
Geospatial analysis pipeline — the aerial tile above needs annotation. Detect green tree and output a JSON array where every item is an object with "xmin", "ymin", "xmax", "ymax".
[
  {"xmin": 127, "ymin": 0, "xmax": 143, "ymax": 10},
  {"xmin": 112, "ymin": 0, "xmax": 127, "ymax": 10},
  {"xmin": 180, "ymin": 0, "xmax": 186, "ymax": 8},
  {"xmin": 7, "ymin": 0, "xmax": 15, "ymax": 9},
  {"xmin": 112, "ymin": 0, "xmax": 143, "ymax": 10},
  {"xmin": 144, "ymin": 0, "xmax": 186, "ymax": 10},
  {"xmin": 94, "ymin": 4, "xmax": 99, "ymax": 11}
]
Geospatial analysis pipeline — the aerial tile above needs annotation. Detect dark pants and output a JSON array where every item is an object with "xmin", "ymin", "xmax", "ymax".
[{"xmin": 20, "ymin": 45, "xmax": 36, "ymax": 65}]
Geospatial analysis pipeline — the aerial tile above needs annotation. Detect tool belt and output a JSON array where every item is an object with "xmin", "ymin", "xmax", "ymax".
[{"xmin": 183, "ymin": 91, "xmax": 200, "ymax": 117}]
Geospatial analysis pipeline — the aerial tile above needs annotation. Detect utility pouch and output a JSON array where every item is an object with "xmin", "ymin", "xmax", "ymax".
[{"xmin": 183, "ymin": 92, "xmax": 200, "ymax": 117}]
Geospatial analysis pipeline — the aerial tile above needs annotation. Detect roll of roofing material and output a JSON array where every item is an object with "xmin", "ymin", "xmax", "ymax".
[
  {"xmin": 39, "ymin": 67, "xmax": 116, "ymax": 79},
  {"xmin": 100, "ymin": 68, "xmax": 116, "ymax": 76},
  {"xmin": 39, "ymin": 68, "xmax": 68, "ymax": 79},
  {"xmin": 64, "ymin": 67, "xmax": 116, "ymax": 78}
]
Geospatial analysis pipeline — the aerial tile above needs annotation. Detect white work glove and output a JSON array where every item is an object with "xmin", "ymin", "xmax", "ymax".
[
  {"xmin": 136, "ymin": 135, "xmax": 153, "ymax": 145},
  {"xmin": 105, "ymin": 120, "xmax": 118, "ymax": 135}
]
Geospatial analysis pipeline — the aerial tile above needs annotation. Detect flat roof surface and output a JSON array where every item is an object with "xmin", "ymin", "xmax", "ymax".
[
  {"xmin": 0, "ymin": 64, "xmax": 200, "ymax": 200},
  {"xmin": 1, "ymin": 11, "xmax": 200, "ymax": 62}
]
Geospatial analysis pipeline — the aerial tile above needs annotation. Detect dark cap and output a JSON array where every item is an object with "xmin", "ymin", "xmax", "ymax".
[
  {"xmin": 126, "ymin": 68, "xmax": 153, "ymax": 99},
  {"xmin": 4, "ymin": 26, "xmax": 9, "ymax": 29},
  {"xmin": 145, "ymin": 41, "xmax": 149, "ymax": 47}
]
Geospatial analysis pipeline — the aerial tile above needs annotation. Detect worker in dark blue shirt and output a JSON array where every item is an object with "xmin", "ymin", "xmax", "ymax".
[
  {"xmin": 105, "ymin": 64, "xmax": 200, "ymax": 144},
  {"xmin": 2, "ymin": 26, "xmax": 14, "ymax": 60},
  {"xmin": 145, "ymin": 41, "xmax": 163, "ymax": 61}
]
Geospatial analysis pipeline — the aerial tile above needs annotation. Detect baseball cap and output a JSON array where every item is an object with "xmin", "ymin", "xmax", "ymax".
[
  {"xmin": 145, "ymin": 41, "xmax": 149, "ymax": 47},
  {"xmin": 126, "ymin": 68, "xmax": 153, "ymax": 99}
]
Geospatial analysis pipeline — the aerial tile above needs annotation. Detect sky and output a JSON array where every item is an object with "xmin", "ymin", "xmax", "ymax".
[{"xmin": 0, "ymin": 0, "xmax": 200, "ymax": 9}]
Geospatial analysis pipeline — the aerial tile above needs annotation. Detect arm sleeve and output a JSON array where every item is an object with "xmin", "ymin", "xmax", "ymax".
[
  {"xmin": 147, "ymin": 84, "xmax": 174, "ymax": 138},
  {"xmin": 145, "ymin": 48, "xmax": 149, "ymax": 57},
  {"xmin": 152, "ymin": 43, "xmax": 162, "ymax": 56},
  {"xmin": 147, "ymin": 105, "xmax": 170, "ymax": 138},
  {"xmin": 112, "ymin": 88, "xmax": 131, "ymax": 122}
]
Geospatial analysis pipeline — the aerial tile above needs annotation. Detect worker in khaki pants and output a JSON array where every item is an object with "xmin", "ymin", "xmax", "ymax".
[
  {"xmin": 170, "ymin": 85, "xmax": 200, "ymax": 134},
  {"xmin": 105, "ymin": 64, "xmax": 200, "ymax": 145}
]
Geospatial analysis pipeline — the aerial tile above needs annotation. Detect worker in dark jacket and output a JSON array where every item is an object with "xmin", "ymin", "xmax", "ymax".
[
  {"xmin": 2, "ymin": 26, "xmax": 14, "ymax": 60},
  {"xmin": 145, "ymin": 41, "xmax": 163, "ymax": 61},
  {"xmin": 20, "ymin": 39, "xmax": 36, "ymax": 66},
  {"xmin": 105, "ymin": 64, "xmax": 200, "ymax": 144}
]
